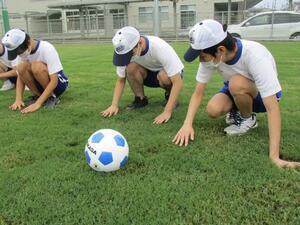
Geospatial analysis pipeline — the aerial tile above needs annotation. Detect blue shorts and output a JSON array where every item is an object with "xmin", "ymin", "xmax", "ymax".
[
  {"xmin": 36, "ymin": 70, "xmax": 69, "ymax": 97},
  {"xmin": 8, "ymin": 76, "xmax": 17, "ymax": 84},
  {"xmin": 143, "ymin": 69, "xmax": 184, "ymax": 88},
  {"xmin": 219, "ymin": 81, "xmax": 282, "ymax": 113},
  {"xmin": 7, "ymin": 68, "xmax": 17, "ymax": 84}
]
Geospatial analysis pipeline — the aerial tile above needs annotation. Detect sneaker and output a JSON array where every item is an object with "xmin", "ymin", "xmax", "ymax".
[
  {"xmin": 126, "ymin": 96, "xmax": 148, "ymax": 109},
  {"xmin": 224, "ymin": 113, "xmax": 258, "ymax": 136},
  {"xmin": 24, "ymin": 95, "xmax": 39, "ymax": 106},
  {"xmin": 0, "ymin": 80, "xmax": 15, "ymax": 91},
  {"xmin": 225, "ymin": 110, "xmax": 240, "ymax": 125},
  {"xmin": 43, "ymin": 96, "xmax": 60, "ymax": 108}
]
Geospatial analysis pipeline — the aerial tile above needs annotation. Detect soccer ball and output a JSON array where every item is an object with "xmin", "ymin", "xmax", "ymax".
[{"xmin": 84, "ymin": 129, "xmax": 129, "ymax": 172}]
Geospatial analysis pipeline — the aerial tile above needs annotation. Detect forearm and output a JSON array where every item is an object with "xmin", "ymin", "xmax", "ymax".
[
  {"xmin": 111, "ymin": 78, "xmax": 126, "ymax": 107},
  {"xmin": 0, "ymin": 69, "xmax": 17, "ymax": 78},
  {"xmin": 262, "ymin": 95, "xmax": 282, "ymax": 160},
  {"xmin": 184, "ymin": 90, "xmax": 204, "ymax": 126},
  {"xmin": 35, "ymin": 76, "xmax": 58, "ymax": 105},
  {"xmin": 15, "ymin": 76, "xmax": 25, "ymax": 101},
  {"xmin": 164, "ymin": 78, "xmax": 183, "ymax": 112},
  {"xmin": 266, "ymin": 103, "xmax": 281, "ymax": 160}
]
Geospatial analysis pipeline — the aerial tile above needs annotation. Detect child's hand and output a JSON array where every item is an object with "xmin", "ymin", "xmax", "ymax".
[
  {"xmin": 101, "ymin": 105, "xmax": 119, "ymax": 117},
  {"xmin": 271, "ymin": 157, "xmax": 300, "ymax": 168},
  {"xmin": 21, "ymin": 102, "xmax": 42, "ymax": 114},
  {"xmin": 9, "ymin": 100, "xmax": 25, "ymax": 111},
  {"xmin": 172, "ymin": 124, "xmax": 195, "ymax": 147}
]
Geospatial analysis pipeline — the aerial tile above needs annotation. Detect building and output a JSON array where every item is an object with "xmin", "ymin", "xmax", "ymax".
[{"xmin": 3, "ymin": 0, "xmax": 261, "ymax": 39}]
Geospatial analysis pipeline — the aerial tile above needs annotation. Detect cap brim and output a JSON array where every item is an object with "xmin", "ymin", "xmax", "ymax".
[
  {"xmin": 7, "ymin": 49, "xmax": 18, "ymax": 61},
  {"xmin": 113, "ymin": 50, "xmax": 134, "ymax": 66},
  {"xmin": 184, "ymin": 47, "xmax": 201, "ymax": 62}
]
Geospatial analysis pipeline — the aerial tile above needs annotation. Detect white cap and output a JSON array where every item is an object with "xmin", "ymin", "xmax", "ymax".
[
  {"xmin": 112, "ymin": 26, "xmax": 140, "ymax": 66},
  {"xmin": 2, "ymin": 28, "xmax": 26, "ymax": 60},
  {"xmin": 184, "ymin": 20, "xmax": 227, "ymax": 62}
]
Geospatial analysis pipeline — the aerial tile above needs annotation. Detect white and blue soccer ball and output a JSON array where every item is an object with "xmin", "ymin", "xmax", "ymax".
[{"xmin": 84, "ymin": 129, "xmax": 129, "ymax": 172}]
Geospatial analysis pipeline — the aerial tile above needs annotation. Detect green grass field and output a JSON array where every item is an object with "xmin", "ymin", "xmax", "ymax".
[{"xmin": 0, "ymin": 41, "xmax": 299, "ymax": 225}]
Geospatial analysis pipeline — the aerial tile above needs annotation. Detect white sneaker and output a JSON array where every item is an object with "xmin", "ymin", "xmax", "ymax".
[
  {"xmin": 225, "ymin": 110, "xmax": 240, "ymax": 125},
  {"xmin": 224, "ymin": 113, "xmax": 258, "ymax": 136},
  {"xmin": 0, "ymin": 79, "xmax": 15, "ymax": 91}
]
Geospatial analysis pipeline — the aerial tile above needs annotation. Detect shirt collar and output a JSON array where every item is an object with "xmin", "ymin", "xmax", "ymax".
[
  {"xmin": 30, "ymin": 40, "xmax": 40, "ymax": 55},
  {"xmin": 225, "ymin": 38, "xmax": 242, "ymax": 65},
  {"xmin": 140, "ymin": 36, "xmax": 149, "ymax": 56}
]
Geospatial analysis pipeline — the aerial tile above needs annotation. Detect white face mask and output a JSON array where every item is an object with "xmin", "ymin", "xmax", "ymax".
[
  {"xmin": 202, "ymin": 55, "xmax": 223, "ymax": 69},
  {"xmin": 19, "ymin": 48, "xmax": 31, "ymax": 58}
]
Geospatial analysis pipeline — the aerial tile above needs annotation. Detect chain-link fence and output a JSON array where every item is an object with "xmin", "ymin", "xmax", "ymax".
[{"xmin": 1, "ymin": 9, "xmax": 300, "ymax": 41}]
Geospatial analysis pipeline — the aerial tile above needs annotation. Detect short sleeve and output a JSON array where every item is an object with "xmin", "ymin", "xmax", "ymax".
[
  {"xmin": 246, "ymin": 53, "xmax": 281, "ymax": 98},
  {"xmin": 43, "ymin": 43, "xmax": 63, "ymax": 75},
  {"xmin": 155, "ymin": 45, "xmax": 184, "ymax": 77},
  {"xmin": 116, "ymin": 66, "xmax": 126, "ymax": 78},
  {"xmin": 196, "ymin": 63, "xmax": 214, "ymax": 83}
]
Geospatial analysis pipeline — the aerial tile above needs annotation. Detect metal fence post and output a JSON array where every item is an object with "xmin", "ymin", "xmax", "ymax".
[
  {"xmin": 153, "ymin": 0, "xmax": 160, "ymax": 36},
  {"xmin": 0, "ymin": 0, "xmax": 10, "ymax": 33}
]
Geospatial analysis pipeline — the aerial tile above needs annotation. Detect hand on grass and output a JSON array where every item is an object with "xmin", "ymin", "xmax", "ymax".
[
  {"xmin": 9, "ymin": 100, "xmax": 25, "ymax": 111},
  {"xmin": 101, "ymin": 105, "xmax": 119, "ymax": 117},
  {"xmin": 21, "ymin": 102, "xmax": 42, "ymax": 114},
  {"xmin": 153, "ymin": 111, "xmax": 171, "ymax": 124},
  {"xmin": 271, "ymin": 157, "xmax": 300, "ymax": 168},
  {"xmin": 172, "ymin": 124, "xmax": 194, "ymax": 146}
]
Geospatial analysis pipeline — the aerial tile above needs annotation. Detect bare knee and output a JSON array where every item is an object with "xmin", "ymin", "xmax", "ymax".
[
  {"xmin": 229, "ymin": 75, "xmax": 257, "ymax": 97},
  {"xmin": 31, "ymin": 62, "xmax": 47, "ymax": 76},
  {"xmin": 17, "ymin": 61, "xmax": 31, "ymax": 77},
  {"xmin": 206, "ymin": 102, "xmax": 223, "ymax": 118},
  {"xmin": 126, "ymin": 63, "xmax": 144, "ymax": 78},
  {"xmin": 0, "ymin": 62, "xmax": 7, "ymax": 73},
  {"xmin": 157, "ymin": 70, "xmax": 172, "ymax": 89},
  {"xmin": 229, "ymin": 74, "xmax": 257, "ymax": 94}
]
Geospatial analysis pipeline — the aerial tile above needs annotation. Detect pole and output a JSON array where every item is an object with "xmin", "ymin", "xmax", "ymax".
[
  {"xmin": 153, "ymin": 0, "xmax": 160, "ymax": 36},
  {"xmin": 1, "ymin": 0, "xmax": 10, "ymax": 33},
  {"xmin": 173, "ymin": 0, "xmax": 177, "ymax": 40},
  {"xmin": 227, "ymin": 0, "xmax": 231, "ymax": 25}
]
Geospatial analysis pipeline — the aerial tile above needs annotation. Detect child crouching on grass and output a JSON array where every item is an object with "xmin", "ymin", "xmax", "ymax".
[{"xmin": 2, "ymin": 28, "xmax": 68, "ymax": 113}]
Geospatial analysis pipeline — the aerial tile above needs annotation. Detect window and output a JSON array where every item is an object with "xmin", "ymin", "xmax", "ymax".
[
  {"xmin": 273, "ymin": 13, "xmax": 291, "ymax": 24},
  {"xmin": 289, "ymin": 14, "xmax": 300, "ymax": 23},
  {"xmin": 66, "ymin": 10, "xmax": 80, "ymax": 31},
  {"xmin": 66, "ymin": 11, "xmax": 79, "ymax": 17},
  {"xmin": 160, "ymin": 6, "xmax": 169, "ymax": 21},
  {"xmin": 246, "ymin": 14, "xmax": 271, "ymax": 26},
  {"xmin": 180, "ymin": 5, "xmax": 196, "ymax": 29},
  {"xmin": 89, "ymin": 10, "xmax": 104, "ymax": 30},
  {"xmin": 110, "ymin": 9, "xmax": 125, "ymax": 29},
  {"xmin": 139, "ymin": 6, "xmax": 169, "ymax": 24},
  {"xmin": 139, "ymin": 7, "xmax": 152, "ymax": 24}
]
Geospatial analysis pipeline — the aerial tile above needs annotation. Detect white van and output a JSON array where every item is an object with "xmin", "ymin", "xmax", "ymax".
[{"xmin": 228, "ymin": 11, "xmax": 300, "ymax": 40}]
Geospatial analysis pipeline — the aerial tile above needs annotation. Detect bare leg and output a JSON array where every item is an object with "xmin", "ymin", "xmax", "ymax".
[
  {"xmin": 229, "ymin": 75, "xmax": 258, "ymax": 118},
  {"xmin": 31, "ymin": 62, "xmax": 50, "ymax": 89},
  {"xmin": 206, "ymin": 93, "xmax": 233, "ymax": 118},
  {"xmin": 157, "ymin": 69, "xmax": 172, "ymax": 92},
  {"xmin": 17, "ymin": 61, "xmax": 41, "ymax": 96},
  {"xmin": 126, "ymin": 62, "xmax": 147, "ymax": 98},
  {"xmin": 0, "ymin": 62, "xmax": 7, "ymax": 80}
]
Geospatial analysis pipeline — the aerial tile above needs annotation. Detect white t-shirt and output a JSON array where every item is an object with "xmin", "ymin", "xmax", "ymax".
[
  {"xmin": 0, "ymin": 44, "xmax": 17, "ymax": 68},
  {"xmin": 196, "ymin": 39, "xmax": 281, "ymax": 98},
  {"xmin": 116, "ymin": 36, "xmax": 184, "ymax": 78},
  {"xmin": 16, "ymin": 40, "xmax": 63, "ymax": 75}
]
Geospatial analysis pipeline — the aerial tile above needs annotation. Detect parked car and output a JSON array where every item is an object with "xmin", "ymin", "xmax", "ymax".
[{"xmin": 228, "ymin": 11, "xmax": 300, "ymax": 40}]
